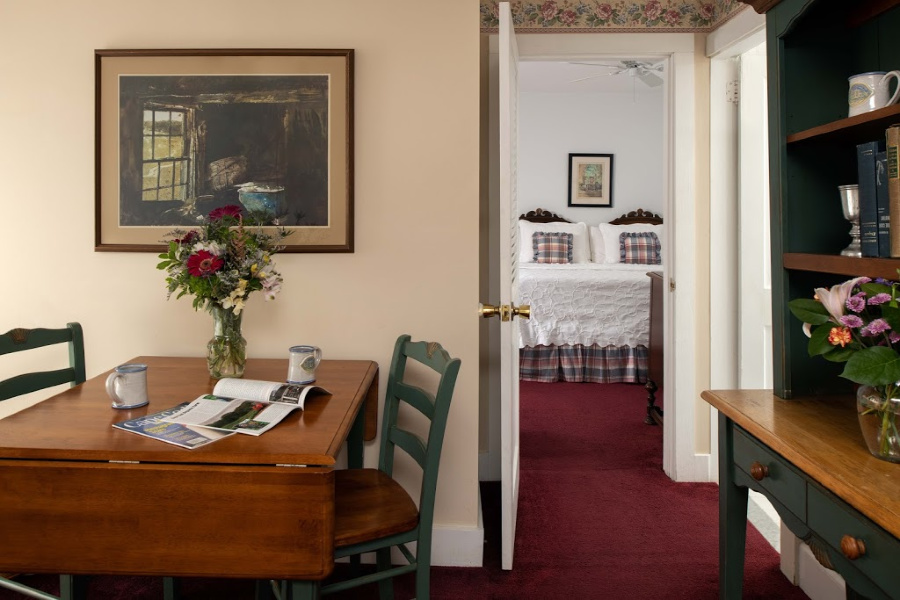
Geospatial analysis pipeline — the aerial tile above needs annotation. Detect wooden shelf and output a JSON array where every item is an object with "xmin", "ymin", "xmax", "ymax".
[
  {"xmin": 783, "ymin": 252, "xmax": 900, "ymax": 279},
  {"xmin": 787, "ymin": 104, "xmax": 900, "ymax": 145}
]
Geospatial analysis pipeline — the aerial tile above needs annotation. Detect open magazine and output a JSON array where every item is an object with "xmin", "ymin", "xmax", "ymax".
[
  {"xmin": 112, "ymin": 403, "xmax": 235, "ymax": 449},
  {"xmin": 160, "ymin": 378, "xmax": 331, "ymax": 436}
]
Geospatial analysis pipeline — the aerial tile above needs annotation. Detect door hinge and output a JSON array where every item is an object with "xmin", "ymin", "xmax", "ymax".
[{"xmin": 726, "ymin": 80, "xmax": 740, "ymax": 104}]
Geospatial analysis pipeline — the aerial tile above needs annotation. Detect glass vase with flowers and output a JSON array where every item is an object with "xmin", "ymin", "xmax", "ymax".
[
  {"xmin": 789, "ymin": 275, "xmax": 900, "ymax": 462},
  {"xmin": 157, "ymin": 205, "xmax": 290, "ymax": 379}
]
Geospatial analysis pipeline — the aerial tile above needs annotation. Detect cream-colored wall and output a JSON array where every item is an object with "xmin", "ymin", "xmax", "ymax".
[{"xmin": 0, "ymin": 0, "xmax": 482, "ymax": 547}]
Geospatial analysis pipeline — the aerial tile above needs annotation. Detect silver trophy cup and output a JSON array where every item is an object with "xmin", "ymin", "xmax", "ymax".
[{"xmin": 838, "ymin": 184, "xmax": 861, "ymax": 257}]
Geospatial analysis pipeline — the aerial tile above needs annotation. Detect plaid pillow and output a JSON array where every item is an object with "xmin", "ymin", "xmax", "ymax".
[
  {"xmin": 533, "ymin": 232, "xmax": 573, "ymax": 264},
  {"xmin": 619, "ymin": 232, "xmax": 661, "ymax": 264}
]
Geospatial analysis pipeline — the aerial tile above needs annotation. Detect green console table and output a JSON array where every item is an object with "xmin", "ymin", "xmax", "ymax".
[{"xmin": 702, "ymin": 390, "xmax": 900, "ymax": 600}]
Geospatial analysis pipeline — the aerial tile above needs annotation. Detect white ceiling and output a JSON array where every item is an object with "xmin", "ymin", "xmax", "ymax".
[{"xmin": 519, "ymin": 60, "xmax": 665, "ymax": 94}]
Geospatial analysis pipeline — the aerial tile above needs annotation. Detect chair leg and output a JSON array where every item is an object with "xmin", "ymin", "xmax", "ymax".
[
  {"xmin": 376, "ymin": 548, "xmax": 393, "ymax": 599},
  {"xmin": 414, "ymin": 547, "xmax": 431, "ymax": 600},
  {"xmin": 289, "ymin": 580, "xmax": 320, "ymax": 600},
  {"xmin": 59, "ymin": 575, "xmax": 88, "ymax": 600},
  {"xmin": 163, "ymin": 576, "xmax": 180, "ymax": 600}
]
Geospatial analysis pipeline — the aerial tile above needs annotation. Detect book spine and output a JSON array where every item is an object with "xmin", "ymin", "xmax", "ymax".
[
  {"xmin": 876, "ymin": 150, "xmax": 891, "ymax": 257},
  {"xmin": 857, "ymin": 141, "xmax": 882, "ymax": 257},
  {"xmin": 889, "ymin": 125, "xmax": 900, "ymax": 257}
]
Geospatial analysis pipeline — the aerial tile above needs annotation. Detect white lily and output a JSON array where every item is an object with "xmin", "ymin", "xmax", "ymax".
[{"xmin": 814, "ymin": 277, "xmax": 867, "ymax": 323}]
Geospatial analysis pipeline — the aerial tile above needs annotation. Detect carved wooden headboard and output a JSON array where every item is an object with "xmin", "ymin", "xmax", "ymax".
[
  {"xmin": 518, "ymin": 208, "xmax": 572, "ymax": 223},
  {"xmin": 519, "ymin": 208, "xmax": 663, "ymax": 225},
  {"xmin": 609, "ymin": 209, "xmax": 663, "ymax": 225}
]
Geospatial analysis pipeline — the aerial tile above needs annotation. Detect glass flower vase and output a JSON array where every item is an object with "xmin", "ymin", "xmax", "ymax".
[
  {"xmin": 856, "ymin": 385, "xmax": 900, "ymax": 463},
  {"xmin": 207, "ymin": 305, "xmax": 246, "ymax": 379}
]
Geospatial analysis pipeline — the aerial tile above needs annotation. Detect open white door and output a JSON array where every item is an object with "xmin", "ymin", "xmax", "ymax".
[{"xmin": 499, "ymin": 1, "xmax": 521, "ymax": 571}]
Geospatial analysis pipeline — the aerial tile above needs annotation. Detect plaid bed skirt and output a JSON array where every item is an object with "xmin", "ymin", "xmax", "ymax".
[{"xmin": 519, "ymin": 344, "xmax": 648, "ymax": 383}]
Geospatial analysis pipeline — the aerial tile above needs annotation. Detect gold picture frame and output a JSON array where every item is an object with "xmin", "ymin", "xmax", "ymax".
[{"xmin": 95, "ymin": 49, "xmax": 354, "ymax": 252}]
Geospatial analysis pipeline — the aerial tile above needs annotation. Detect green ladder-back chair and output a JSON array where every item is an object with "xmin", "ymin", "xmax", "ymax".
[
  {"xmin": 273, "ymin": 334, "xmax": 461, "ymax": 600},
  {"xmin": 0, "ymin": 323, "xmax": 87, "ymax": 600}
]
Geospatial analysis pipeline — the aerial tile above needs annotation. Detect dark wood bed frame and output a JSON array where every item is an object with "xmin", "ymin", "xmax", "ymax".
[{"xmin": 518, "ymin": 208, "xmax": 665, "ymax": 426}]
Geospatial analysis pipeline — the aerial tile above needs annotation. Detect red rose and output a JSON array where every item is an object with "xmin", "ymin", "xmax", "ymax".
[
  {"xmin": 186, "ymin": 250, "xmax": 224, "ymax": 277},
  {"xmin": 645, "ymin": 0, "xmax": 662, "ymax": 20},
  {"xmin": 665, "ymin": 9, "xmax": 680, "ymax": 24},
  {"xmin": 596, "ymin": 4, "xmax": 613, "ymax": 20},
  {"xmin": 700, "ymin": 4, "xmax": 714, "ymax": 19},
  {"xmin": 209, "ymin": 205, "xmax": 243, "ymax": 221},
  {"xmin": 559, "ymin": 9, "xmax": 577, "ymax": 25},
  {"xmin": 541, "ymin": 1, "xmax": 558, "ymax": 20},
  {"xmin": 174, "ymin": 230, "xmax": 198, "ymax": 246}
]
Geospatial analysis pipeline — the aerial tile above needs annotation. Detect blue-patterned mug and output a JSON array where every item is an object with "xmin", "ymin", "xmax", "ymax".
[
  {"xmin": 287, "ymin": 345, "xmax": 322, "ymax": 384},
  {"xmin": 848, "ymin": 71, "xmax": 900, "ymax": 117}
]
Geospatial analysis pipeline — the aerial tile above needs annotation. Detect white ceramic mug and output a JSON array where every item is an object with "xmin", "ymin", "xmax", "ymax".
[
  {"xmin": 288, "ymin": 345, "xmax": 323, "ymax": 384},
  {"xmin": 848, "ymin": 71, "xmax": 900, "ymax": 117},
  {"xmin": 105, "ymin": 363, "xmax": 149, "ymax": 409}
]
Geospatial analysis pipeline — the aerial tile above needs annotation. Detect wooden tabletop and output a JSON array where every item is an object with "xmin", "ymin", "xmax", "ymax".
[
  {"xmin": 702, "ymin": 389, "xmax": 900, "ymax": 540},
  {"xmin": 0, "ymin": 356, "xmax": 378, "ymax": 467}
]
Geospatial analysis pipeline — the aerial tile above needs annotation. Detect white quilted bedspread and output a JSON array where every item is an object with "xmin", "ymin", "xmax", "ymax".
[{"xmin": 518, "ymin": 263, "xmax": 656, "ymax": 348}]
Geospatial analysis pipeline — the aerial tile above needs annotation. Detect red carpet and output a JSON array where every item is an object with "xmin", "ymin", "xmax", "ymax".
[{"xmin": 1, "ymin": 382, "xmax": 806, "ymax": 599}]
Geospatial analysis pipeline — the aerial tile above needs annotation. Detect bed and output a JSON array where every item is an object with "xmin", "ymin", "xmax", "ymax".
[{"xmin": 517, "ymin": 208, "xmax": 663, "ymax": 389}]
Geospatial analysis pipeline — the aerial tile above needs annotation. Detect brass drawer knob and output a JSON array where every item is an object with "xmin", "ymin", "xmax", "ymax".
[
  {"xmin": 840, "ymin": 535, "xmax": 866, "ymax": 560},
  {"xmin": 749, "ymin": 461, "xmax": 769, "ymax": 481}
]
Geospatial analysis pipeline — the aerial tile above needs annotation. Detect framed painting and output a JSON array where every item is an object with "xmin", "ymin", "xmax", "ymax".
[
  {"xmin": 567, "ymin": 153, "xmax": 613, "ymax": 207},
  {"xmin": 95, "ymin": 49, "xmax": 354, "ymax": 252}
]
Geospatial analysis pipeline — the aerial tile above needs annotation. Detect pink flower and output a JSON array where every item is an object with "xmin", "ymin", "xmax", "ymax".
[
  {"xmin": 209, "ymin": 205, "xmax": 243, "ymax": 221},
  {"xmin": 541, "ymin": 0, "xmax": 558, "ymax": 20},
  {"xmin": 644, "ymin": 0, "xmax": 662, "ymax": 20},
  {"xmin": 699, "ymin": 3, "xmax": 714, "ymax": 20},
  {"xmin": 664, "ymin": 9, "xmax": 681, "ymax": 24},
  {"xmin": 187, "ymin": 250, "xmax": 224, "ymax": 277},
  {"xmin": 814, "ymin": 277, "xmax": 867, "ymax": 323},
  {"xmin": 559, "ymin": 9, "xmax": 577, "ymax": 25},
  {"xmin": 596, "ymin": 4, "xmax": 613, "ymax": 20}
]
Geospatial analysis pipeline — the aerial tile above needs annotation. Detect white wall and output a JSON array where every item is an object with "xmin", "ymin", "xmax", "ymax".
[
  {"xmin": 0, "ymin": 0, "xmax": 483, "ymax": 567},
  {"xmin": 519, "ymin": 88, "xmax": 664, "ymax": 225}
]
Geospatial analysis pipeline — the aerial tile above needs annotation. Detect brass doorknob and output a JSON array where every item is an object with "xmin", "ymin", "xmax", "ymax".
[
  {"xmin": 840, "ymin": 535, "xmax": 866, "ymax": 560},
  {"xmin": 512, "ymin": 304, "xmax": 531, "ymax": 320},
  {"xmin": 749, "ymin": 461, "xmax": 769, "ymax": 481},
  {"xmin": 479, "ymin": 303, "xmax": 501, "ymax": 319}
]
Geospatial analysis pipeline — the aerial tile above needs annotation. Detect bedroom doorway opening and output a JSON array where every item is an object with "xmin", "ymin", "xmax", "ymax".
[{"xmin": 515, "ymin": 56, "xmax": 667, "ymax": 403}]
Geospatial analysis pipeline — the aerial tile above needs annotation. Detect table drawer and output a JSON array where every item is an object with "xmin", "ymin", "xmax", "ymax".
[
  {"xmin": 808, "ymin": 484, "xmax": 900, "ymax": 596},
  {"xmin": 732, "ymin": 426, "xmax": 806, "ymax": 519}
]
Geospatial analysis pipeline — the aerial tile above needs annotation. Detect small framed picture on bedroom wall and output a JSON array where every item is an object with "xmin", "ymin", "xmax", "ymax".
[{"xmin": 567, "ymin": 153, "xmax": 613, "ymax": 207}]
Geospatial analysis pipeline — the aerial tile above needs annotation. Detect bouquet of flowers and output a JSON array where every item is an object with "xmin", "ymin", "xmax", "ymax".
[
  {"xmin": 157, "ymin": 204, "xmax": 290, "ymax": 378},
  {"xmin": 788, "ymin": 275, "xmax": 900, "ymax": 459},
  {"xmin": 157, "ymin": 204, "xmax": 289, "ymax": 313}
]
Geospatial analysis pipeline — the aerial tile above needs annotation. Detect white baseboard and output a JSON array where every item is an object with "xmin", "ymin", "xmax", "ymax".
[{"xmin": 797, "ymin": 543, "xmax": 845, "ymax": 600}]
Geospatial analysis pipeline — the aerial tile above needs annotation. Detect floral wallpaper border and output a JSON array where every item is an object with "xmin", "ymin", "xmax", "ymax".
[{"xmin": 480, "ymin": 0, "xmax": 748, "ymax": 33}]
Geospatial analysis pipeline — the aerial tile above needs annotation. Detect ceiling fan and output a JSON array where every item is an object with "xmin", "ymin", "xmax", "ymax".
[{"xmin": 569, "ymin": 60, "xmax": 665, "ymax": 88}]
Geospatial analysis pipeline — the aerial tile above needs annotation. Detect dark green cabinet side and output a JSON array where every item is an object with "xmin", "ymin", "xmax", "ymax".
[{"xmin": 767, "ymin": 0, "xmax": 900, "ymax": 398}]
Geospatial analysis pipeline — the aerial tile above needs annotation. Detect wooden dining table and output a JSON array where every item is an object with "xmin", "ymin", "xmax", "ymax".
[{"xmin": 0, "ymin": 356, "xmax": 378, "ymax": 596}]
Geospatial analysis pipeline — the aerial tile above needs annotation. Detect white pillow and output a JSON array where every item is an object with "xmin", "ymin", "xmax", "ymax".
[
  {"xmin": 589, "ymin": 226, "xmax": 606, "ymax": 263},
  {"xmin": 518, "ymin": 220, "xmax": 590, "ymax": 263},
  {"xmin": 597, "ymin": 223, "xmax": 664, "ymax": 264}
]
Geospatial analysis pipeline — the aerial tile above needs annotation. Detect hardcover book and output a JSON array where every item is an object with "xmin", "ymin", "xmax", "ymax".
[
  {"xmin": 857, "ymin": 140, "xmax": 883, "ymax": 257},
  {"xmin": 876, "ymin": 150, "xmax": 891, "ymax": 257}
]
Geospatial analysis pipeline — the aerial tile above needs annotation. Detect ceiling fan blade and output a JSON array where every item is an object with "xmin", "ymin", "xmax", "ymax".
[
  {"xmin": 567, "ymin": 62, "xmax": 621, "ymax": 69},
  {"xmin": 637, "ymin": 71, "xmax": 664, "ymax": 87},
  {"xmin": 569, "ymin": 73, "xmax": 612, "ymax": 83}
]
